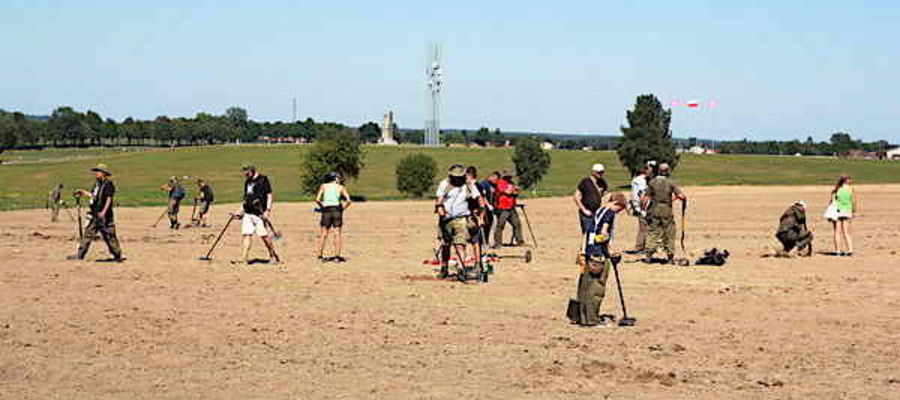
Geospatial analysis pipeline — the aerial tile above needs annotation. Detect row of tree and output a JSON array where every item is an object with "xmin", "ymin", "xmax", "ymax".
[{"xmin": 716, "ymin": 133, "xmax": 892, "ymax": 156}]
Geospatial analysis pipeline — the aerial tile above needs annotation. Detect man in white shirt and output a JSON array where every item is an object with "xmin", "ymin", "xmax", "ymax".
[
  {"xmin": 629, "ymin": 164, "xmax": 652, "ymax": 253},
  {"xmin": 435, "ymin": 164, "xmax": 481, "ymax": 279}
]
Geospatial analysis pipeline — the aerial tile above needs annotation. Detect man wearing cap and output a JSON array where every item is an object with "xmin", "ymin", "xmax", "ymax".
[
  {"xmin": 641, "ymin": 163, "xmax": 686, "ymax": 263},
  {"xmin": 195, "ymin": 179, "xmax": 214, "ymax": 227},
  {"xmin": 435, "ymin": 164, "xmax": 481, "ymax": 278},
  {"xmin": 160, "ymin": 176, "xmax": 186, "ymax": 229},
  {"xmin": 69, "ymin": 164, "xmax": 123, "ymax": 262},
  {"xmin": 492, "ymin": 170, "xmax": 525, "ymax": 248},
  {"xmin": 775, "ymin": 201, "xmax": 813, "ymax": 257},
  {"xmin": 574, "ymin": 163, "xmax": 609, "ymax": 235},
  {"xmin": 233, "ymin": 164, "xmax": 281, "ymax": 265},
  {"xmin": 316, "ymin": 172, "xmax": 352, "ymax": 263}
]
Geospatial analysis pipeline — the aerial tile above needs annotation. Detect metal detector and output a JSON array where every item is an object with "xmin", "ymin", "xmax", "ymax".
[
  {"xmin": 516, "ymin": 204, "xmax": 539, "ymax": 249},
  {"xmin": 609, "ymin": 254, "xmax": 636, "ymax": 327},
  {"xmin": 75, "ymin": 196, "xmax": 84, "ymax": 241},
  {"xmin": 151, "ymin": 208, "xmax": 168, "ymax": 228},
  {"xmin": 198, "ymin": 215, "xmax": 235, "ymax": 261},
  {"xmin": 485, "ymin": 249, "xmax": 533, "ymax": 263}
]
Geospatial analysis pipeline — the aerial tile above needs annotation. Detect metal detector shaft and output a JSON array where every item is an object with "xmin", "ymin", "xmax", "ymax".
[
  {"xmin": 190, "ymin": 198, "xmax": 198, "ymax": 223},
  {"xmin": 518, "ymin": 204, "xmax": 539, "ymax": 249},
  {"xmin": 201, "ymin": 216, "xmax": 235, "ymax": 260},
  {"xmin": 611, "ymin": 258, "xmax": 633, "ymax": 323},
  {"xmin": 152, "ymin": 207, "xmax": 168, "ymax": 228},
  {"xmin": 75, "ymin": 197, "xmax": 84, "ymax": 241}
]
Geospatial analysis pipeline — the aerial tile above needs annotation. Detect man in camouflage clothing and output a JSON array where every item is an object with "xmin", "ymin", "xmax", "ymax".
[
  {"xmin": 47, "ymin": 183, "xmax": 64, "ymax": 222},
  {"xmin": 69, "ymin": 164, "xmax": 123, "ymax": 262},
  {"xmin": 775, "ymin": 201, "xmax": 813, "ymax": 257},
  {"xmin": 641, "ymin": 163, "xmax": 686, "ymax": 263}
]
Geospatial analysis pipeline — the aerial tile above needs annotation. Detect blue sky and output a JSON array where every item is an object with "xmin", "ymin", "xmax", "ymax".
[{"xmin": 1, "ymin": 0, "xmax": 897, "ymax": 141}]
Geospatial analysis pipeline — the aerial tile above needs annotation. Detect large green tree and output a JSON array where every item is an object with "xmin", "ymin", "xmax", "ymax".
[
  {"xmin": 617, "ymin": 94, "xmax": 678, "ymax": 176},
  {"xmin": 512, "ymin": 136, "xmax": 551, "ymax": 192},
  {"xmin": 396, "ymin": 153, "xmax": 437, "ymax": 197},
  {"xmin": 300, "ymin": 129, "xmax": 365, "ymax": 194},
  {"xmin": 358, "ymin": 121, "xmax": 381, "ymax": 143}
]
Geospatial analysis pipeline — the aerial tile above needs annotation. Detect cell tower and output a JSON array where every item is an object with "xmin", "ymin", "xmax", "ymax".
[
  {"xmin": 292, "ymin": 97, "xmax": 298, "ymax": 122},
  {"xmin": 424, "ymin": 43, "xmax": 443, "ymax": 146}
]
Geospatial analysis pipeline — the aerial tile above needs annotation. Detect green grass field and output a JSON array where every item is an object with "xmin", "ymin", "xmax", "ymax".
[{"xmin": 1, "ymin": 144, "xmax": 899, "ymax": 210}]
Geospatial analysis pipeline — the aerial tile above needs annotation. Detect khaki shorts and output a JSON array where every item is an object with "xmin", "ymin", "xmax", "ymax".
[
  {"xmin": 241, "ymin": 214, "xmax": 269, "ymax": 236},
  {"xmin": 440, "ymin": 217, "xmax": 471, "ymax": 245}
]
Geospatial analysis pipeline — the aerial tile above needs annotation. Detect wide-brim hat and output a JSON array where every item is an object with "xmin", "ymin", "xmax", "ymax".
[
  {"xmin": 448, "ymin": 164, "xmax": 466, "ymax": 177},
  {"xmin": 90, "ymin": 163, "xmax": 112, "ymax": 176}
]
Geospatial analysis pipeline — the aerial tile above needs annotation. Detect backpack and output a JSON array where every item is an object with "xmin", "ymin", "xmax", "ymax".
[{"xmin": 172, "ymin": 185, "xmax": 186, "ymax": 200}]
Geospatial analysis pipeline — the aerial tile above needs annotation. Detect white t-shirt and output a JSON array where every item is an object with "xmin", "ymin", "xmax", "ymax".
[
  {"xmin": 631, "ymin": 174, "xmax": 648, "ymax": 203},
  {"xmin": 436, "ymin": 179, "xmax": 481, "ymax": 218}
]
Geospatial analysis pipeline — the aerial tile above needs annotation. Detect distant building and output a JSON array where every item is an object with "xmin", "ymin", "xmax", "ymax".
[
  {"xmin": 380, "ymin": 111, "xmax": 398, "ymax": 145},
  {"xmin": 886, "ymin": 147, "xmax": 900, "ymax": 160},
  {"xmin": 540, "ymin": 140, "xmax": 555, "ymax": 150}
]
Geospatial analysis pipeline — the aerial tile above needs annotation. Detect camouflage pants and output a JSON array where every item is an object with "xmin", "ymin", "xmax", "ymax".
[
  {"xmin": 575, "ymin": 258, "xmax": 611, "ymax": 326},
  {"xmin": 77, "ymin": 216, "xmax": 122, "ymax": 260},
  {"xmin": 646, "ymin": 214, "xmax": 677, "ymax": 259},
  {"xmin": 776, "ymin": 229, "xmax": 813, "ymax": 252},
  {"xmin": 50, "ymin": 204, "xmax": 60, "ymax": 222}
]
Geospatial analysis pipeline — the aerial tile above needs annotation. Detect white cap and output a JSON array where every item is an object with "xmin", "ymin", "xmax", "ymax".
[
  {"xmin": 795, "ymin": 200, "xmax": 806, "ymax": 207},
  {"xmin": 591, "ymin": 163, "xmax": 605, "ymax": 172}
]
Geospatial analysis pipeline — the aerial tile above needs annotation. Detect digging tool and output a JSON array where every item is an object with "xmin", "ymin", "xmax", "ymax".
[
  {"xmin": 609, "ymin": 254, "xmax": 636, "ymax": 327},
  {"xmin": 189, "ymin": 197, "xmax": 198, "ymax": 224},
  {"xmin": 449, "ymin": 243, "xmax": 471, "ymax": 283},
  {"xmin": 199, "ymin": 214, "xmax": 235, "ymax": 261},
  {"xmin": 75, "ymin": 196, "xmax": 84, "ymax": 241},
  {"xmin": 262, "ymin": 217, "xmax": 284, "ymax": 244},
  {"xmin": 517, "ymin": 204, "xmax": 539, "ymax": 249},
  {"xmin": 485, "ymin": 249, "xmax": 532, "ymax": 263},
  {"xmin": 151, "ymin": 207, "xmax": 168, "ymax": 228}
]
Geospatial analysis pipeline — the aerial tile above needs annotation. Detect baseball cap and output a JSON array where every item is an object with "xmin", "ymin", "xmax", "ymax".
[{"xmin": 591, "ymin": 164, "xmax": 605, "ymax": 173}]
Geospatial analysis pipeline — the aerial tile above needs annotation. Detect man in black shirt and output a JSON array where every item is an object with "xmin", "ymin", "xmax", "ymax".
[
  {"xmin": 70, "ymin": 164, "xmax": 123, "ymax": 262},
  {"xmin": 195, "ymin": 179, "xmax": 214, "ymax": 227},
  {"xmin": 573, "ymin": 163, "xmax": 608, "ymax": 234},
  {"xmin": 233, "ymin": 164, "xmax": 281, "ymax": 264},
  {"xmin": 477, "ymin": 171, "xmax": 499, "ymax": 247}
]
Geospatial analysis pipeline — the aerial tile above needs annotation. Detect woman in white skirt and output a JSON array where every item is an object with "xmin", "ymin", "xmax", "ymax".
[{"xmin": 824, "ymin": 175, "xmax": 858, "ymax": 256}]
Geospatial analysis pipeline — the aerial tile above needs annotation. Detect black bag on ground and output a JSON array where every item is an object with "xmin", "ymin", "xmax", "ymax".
[{"xmin": 695, "ymin": 248, "xmax": 729, "ymax": 266}]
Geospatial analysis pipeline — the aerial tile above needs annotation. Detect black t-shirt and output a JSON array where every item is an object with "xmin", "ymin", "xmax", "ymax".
[
  {"xmin": 243, "ymin": 174, "xmax": 272, "ymax": 215},
  {"xmin": 477, "ymin": 180, "xmax": 495, "ymax": 207},
  {"xmin": 90, "ymin": 179, "xmax": 116, "ymax": 221},
  {"xmin": 200, "ymin": 186, "xmax": 214, "ymax": 203},
  {"xmin": 577, "ymin": 177, "xmax": 607, "ymax": 213}
]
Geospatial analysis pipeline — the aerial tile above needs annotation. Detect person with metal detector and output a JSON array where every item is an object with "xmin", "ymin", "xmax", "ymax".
[
  {"xmin": 476, "ymin": 171, "xmax": 500, "ymax": 247},
  {"xmin": 47, "ymin": 183, "xmax": 66, "ymax": 223},
  {"xmin": 491, "ymin": 171, "xmax": 525, "ymax": 249},
  {"xmin": 315, "ymin": 172, "xmax": 353, "ymax": 263},
  {"xmin": 641, "ymin": 163, "xmax": 687, "ymax": 264},
  {"xmin": 194, "ymin": 179, "xmax": 214, "ymax": 228},
  {"xmin": 68, "ymin": 164, "xmax": 124, "ymax": 262},
  {"xmin": 567, "ymin": 193, "xmax": 630, "ymax": 327},
  {"xmin": 465, "ymin": 167, "xmax": 489, "ymax": 278},
  {"xmin": 435, "ymin": 164, "xmax": 482, "ymax": 281},
  {"xmin": 160, "ymin": 176, "xmax": 186, "ymax": 230},
  {"xmin": 231, "ymin": 164, "xmax": 281, "ymax": 265}
]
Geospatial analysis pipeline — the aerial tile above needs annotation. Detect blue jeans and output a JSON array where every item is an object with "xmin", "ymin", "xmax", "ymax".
[{"xmin": 579, "ymin": 213, "xmax": 594, "ymax": 234}]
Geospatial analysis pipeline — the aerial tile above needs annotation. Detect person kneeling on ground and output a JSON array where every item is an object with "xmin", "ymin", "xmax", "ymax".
[
  {"xmin": 232, "ymin": 163, "xmax": 281, "ymax": 265},
  {"xmin": 316, "ymin": 172, "xmax": 352, "ymax": 263},
  {"xmin": 776, "ymin": 201, "xmax": 813, "ymax": 257},
  {"xmin": 572, "ymin": 193, "xmax": 627, "ymax": 327}
]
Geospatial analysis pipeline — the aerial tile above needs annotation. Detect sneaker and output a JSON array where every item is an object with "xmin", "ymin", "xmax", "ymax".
[
  {"xmin": 332, "ymin": 256, "xmax": 347, "ymax": 263},
  {"xmin": 317, "ymin": 255, "xmax": 327, "ymax": 263}
]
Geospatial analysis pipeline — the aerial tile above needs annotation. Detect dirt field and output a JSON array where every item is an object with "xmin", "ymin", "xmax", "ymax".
[{"xmin": 2, "ymin": 185, "xmax": 899, "ymax": 399}]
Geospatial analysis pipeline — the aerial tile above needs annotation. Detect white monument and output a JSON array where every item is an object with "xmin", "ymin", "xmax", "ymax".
[{"xmin": 380, "ymin": 111, "xmax": 398, "ymax": 145}]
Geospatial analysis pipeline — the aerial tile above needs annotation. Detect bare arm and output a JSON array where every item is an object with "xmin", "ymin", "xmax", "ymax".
[
  {"xmin": 315, "ymin": 185, "xmax": 324, "ymax": 206},
  {"xmin": 573, "ymin": 189, "xmax": 591, "ymax": 216},
  {"xmin": 99, "ymin": 196, "xmax": 112, "ymax": 219},
  {"xmin": 342, "ymin": 186, "xmax": 352, "ymax": 210}
]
